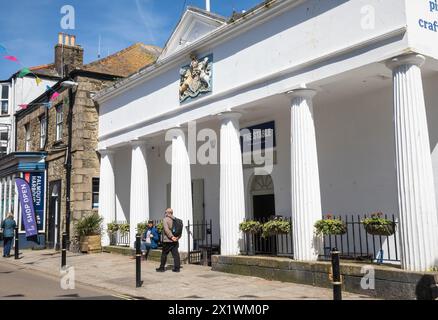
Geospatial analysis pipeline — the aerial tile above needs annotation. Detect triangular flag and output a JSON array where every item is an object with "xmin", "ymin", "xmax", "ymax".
[
  {"xmin": 4, "ymin": 55, "xmax": 18, "ymax": 62},
  {"xmin": 35, "ymin": 77, "xmax": 42, "ymax": 86},
  {"xmin": 46, "ymin": 102, "xmax": 53, "ymax": 109},
  {"xmin": 0, "ymin": 45, "xmax": 6, "ymax": 54},
  {"xmin": 50, "ymin": 92, "xmax": 60, "ymax": 101},
  {"xmin": 17, "ymin": 68, "xmax": 31, "ymax": 78},
  {"xmin": 46, "ymin": 85, "xmax": 52, "ymax": 92},
  {"xmin": 19, "ymin": 104, "xmax": 28, "ymax": 110}
]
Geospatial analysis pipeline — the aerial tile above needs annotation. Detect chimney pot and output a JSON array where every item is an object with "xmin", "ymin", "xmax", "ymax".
[
  {"xmin": 65, "ymin": 34, "xmax": 70, "ymax": 46},
  {"xmin": 70, "ymin": 35, "xmax": 76, "ymax": 46},
  {"xmin": 58, "ymin": 33, "xmax": 63, "ymax": 45}
]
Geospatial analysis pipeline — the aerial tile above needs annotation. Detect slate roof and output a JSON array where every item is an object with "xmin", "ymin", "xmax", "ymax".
[{"xmin": 82, "ymin": 43, "xmax": 162, "ymax": 77}]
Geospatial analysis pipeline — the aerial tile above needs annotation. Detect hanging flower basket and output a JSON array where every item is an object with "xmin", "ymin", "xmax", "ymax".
[
  {"xmin": 261, "ymin": 218, "xmax": 291, "ymax": 238},
  {"xmin": 239, "ymin": 220, "xmax": 263, "ymax": 234},
  {"xmin": 362, "ymin": 213, "xmax": 396, "ymax": 236},
  {"xmin": 314, "ymin": 214, "xmax": 347, "ymax": 236}
]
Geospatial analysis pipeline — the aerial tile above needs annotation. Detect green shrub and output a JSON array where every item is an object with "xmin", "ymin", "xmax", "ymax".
[
  {"xmin": 137, "ymin": 222, "xmax": 148, "ymax": 236},
  {"xmin": 107, "ymin": 222, "xmax": 119, "ymax": 234},
  {"xmin": 119, "ymin": 223, "xmax": 130, "ymax": 235},
  {"xmin": 156, "ymin": 222, "xmax": 164, "ymax": 234}
]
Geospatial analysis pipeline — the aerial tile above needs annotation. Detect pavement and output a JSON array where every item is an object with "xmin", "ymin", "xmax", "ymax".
[{"xmin": 0, "ymin": 249, "xmax": 376, "ymax": 300}]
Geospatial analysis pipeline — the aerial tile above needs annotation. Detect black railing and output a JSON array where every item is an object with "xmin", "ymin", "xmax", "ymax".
[
  {"xmin": 241, "ymin": 217, "xmax": 294, "ymax": 258},
  {"xmin": 240, "ymin": 214, "xmax": 400, "ymax": 264},
  {"xmin": 187, "ymin": 220, "xmax": 219, "ymax": 266},
  {"xmin": 319, "ymin": 214, "xmax": 400, "ymax": 263},
  {"xmin": 109, "ymin": 221, "xmax": 130, "ymax": 247}
]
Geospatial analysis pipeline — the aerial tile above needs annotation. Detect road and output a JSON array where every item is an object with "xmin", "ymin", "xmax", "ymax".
[{"xmin": 0, "ymin": 261, "xmax": 140, "ymax": 300}]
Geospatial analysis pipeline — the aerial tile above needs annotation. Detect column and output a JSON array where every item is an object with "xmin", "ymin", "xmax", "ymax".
[
  {"xmin": 219, "ymin": 112, "xmax": 246, "ymax": 256},
  {"xmin": 129, "ymin": 140, "xmax": 150, "ymax": 248},
  {"xmin": 170, "ymin": 128, "xmax": 193, "ymax": 253},
  {"xmin": 99, "ymin": 150, "xmax": 116, "ymax": 246},
  {"xmin": 386, "ymin": 53, "xmax": 438, "ymax": 271},
  {"xmin": 288, "ymin": 89, "xmax": 322, "ymax": 261},
  {"xmin": 13, "ymin": 176, "xmax": 18, "ymax": 223}
]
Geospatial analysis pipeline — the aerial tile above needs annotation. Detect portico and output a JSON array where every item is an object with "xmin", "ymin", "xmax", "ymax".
[{"xmin": 95, "ymin": 1, "xmax": 438, "ymax": 271}]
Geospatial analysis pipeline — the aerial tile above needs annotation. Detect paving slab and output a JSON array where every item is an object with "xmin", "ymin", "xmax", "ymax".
[{"xmin": 0, "ymin": 249, "xmax": 377, "ymax": 300}]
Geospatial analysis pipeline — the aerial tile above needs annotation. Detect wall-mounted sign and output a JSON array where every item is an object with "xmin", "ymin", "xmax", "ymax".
[
  {"xmin": 179, "ymin": 54, "xmax": 213, "ymax": 103},
  {"xmin": 240, "ymin": 121, "xmax": 276, "ymax": 153}
]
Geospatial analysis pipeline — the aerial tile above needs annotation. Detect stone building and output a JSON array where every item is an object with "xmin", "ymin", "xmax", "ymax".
[{"xmin": 15, "ymin": 34, "xmax": 161, "ymax": 248}]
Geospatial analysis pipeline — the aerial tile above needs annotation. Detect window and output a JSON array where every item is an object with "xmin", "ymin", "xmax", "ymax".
[
  {"xmin": 25, "ymin": 123, "xmax": 31, "ymax": 151},
  {"xmin": 40, "ymin": 116, "xmax": 47, "ymax": 149},
  {"xmin": 0, "ymin": 85, "xmax": 9, "ymax": 115},
  {"xmin": 56, "ymin": 105, "xmax": 63, "ymax": 141},
  {"xmin": 92, "ymin": 178, "xmax": 99, "ymax": 209}
]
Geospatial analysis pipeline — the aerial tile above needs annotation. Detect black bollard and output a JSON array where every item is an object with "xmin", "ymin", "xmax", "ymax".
[
  {"xmin": 61, "ymin": 233, "xmax": 67, "ymax": 268},
  {"xmin": 331, "ymin": 248, "xmax": 342, "ymax": 300},
  {"xmin": 14, "ymin": 227, "xmax": 19, "ymax": 260},
  {"xmin": 135, "ymin": 234, "xmax": 143, "ymax": 288}
]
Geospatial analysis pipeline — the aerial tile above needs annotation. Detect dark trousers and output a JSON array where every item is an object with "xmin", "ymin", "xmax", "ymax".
[
  {"xmin": 159, "ymin": 242, "xmax": 180, "ymax": 270},
  {"xmin": 3, "ymin": 237, "xmax": 13, "ymax": 257}
]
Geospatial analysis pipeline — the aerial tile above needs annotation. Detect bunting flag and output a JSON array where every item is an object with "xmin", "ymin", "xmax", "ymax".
[
  {"xmin": 0, "ymin": 44, "xmax": 6, "ymax": 54},
  {"xmin": 35, "ymin": 77, "xmax": 42, "ymax": 86},
  {"xmin": 4, "ymin": 55, "xmax": 18, "ymax": 62},
  {"xmin": 50, "ymin": 92, "xmax": 60, "ymax": 101},
  {"xmin": 17, "ymin": 67, "xmax": 31, "ymax": 78},
  {"xmin": 19, "ymin": 104, "xmax": 28, "ymax": 110}
]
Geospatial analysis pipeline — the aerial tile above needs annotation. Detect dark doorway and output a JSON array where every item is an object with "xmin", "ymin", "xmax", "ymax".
[
  {"xmin": 47, "ymin": 181, "xmax": 61, "ymax": 250},
  {"xmin": 253, "ymin": 194, "xmax": 275, "ymax": 220},
  {"xmin": 252, "ymin": 194, "xmax": 277, "ymax": 254}
]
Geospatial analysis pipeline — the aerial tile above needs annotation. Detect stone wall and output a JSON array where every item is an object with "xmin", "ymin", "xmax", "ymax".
[
  {"xmin": 16, "ymin": 74, "xmax": 115, "ymax": 238},
  {"xmin": 212, "ymin": 255, "xmax": 438, "ymax": 300}
]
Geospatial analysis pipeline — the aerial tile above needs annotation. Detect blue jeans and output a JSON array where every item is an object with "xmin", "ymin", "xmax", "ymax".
[{"xmin": 3, "ymin": 237, "xmax": 13, "ymax": 257}]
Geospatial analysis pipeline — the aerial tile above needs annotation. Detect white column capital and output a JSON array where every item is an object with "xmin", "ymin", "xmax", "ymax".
[
  {"xmin": 385, "ymin": 53, "xmax": 425, "ymax": 70},
  {"xmin": 217, "ymin": 111, "xmax": 242, "ymax": 122},
  {"xmin": 167, "ymin": 126, "xmax": 187, "ymax": 139},
  {"xmin": 286, "ymin": 88, "xmax": 317, "ymax": 101}
]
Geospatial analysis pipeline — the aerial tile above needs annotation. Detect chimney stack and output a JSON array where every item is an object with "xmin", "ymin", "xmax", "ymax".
[
  {"xmin": 55, "ymin": 33, "xmax": 84, "ymax": 77},
  {"xmin": 206, "ymin": 0, "xmax": 211, "ymax": 12}
]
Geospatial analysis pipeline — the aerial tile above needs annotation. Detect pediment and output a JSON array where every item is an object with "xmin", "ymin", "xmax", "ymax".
[{"xmin": 159, "ymin": 7, "xmax": 226, "ymax": 60}]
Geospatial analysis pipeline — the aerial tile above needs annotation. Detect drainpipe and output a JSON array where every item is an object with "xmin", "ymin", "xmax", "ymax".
[{"xmin": 61, "ymin": 80, "xmax": 78, "ymax": 247}]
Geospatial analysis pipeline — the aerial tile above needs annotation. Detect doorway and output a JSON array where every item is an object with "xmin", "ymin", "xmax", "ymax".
[
  {"xmin": 47, "ymin": 181, "xmax": 61, "ymax": 250},
  {"xmin": 250, "ymin": 175, "xmax": 276, "ymax": 254}
]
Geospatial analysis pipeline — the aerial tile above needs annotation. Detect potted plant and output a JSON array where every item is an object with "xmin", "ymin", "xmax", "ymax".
[
  {"xmin": 239, "ymin": 220, "xmax": 263, "ymax": 255},
  {"xmin": 119, "ymin": 223, "xmax": 130, "ymax": 235},
  {"xmin": 314, "ymin": 214, "xmax": 347, "ymax": 236},
  {"xmin": 362, "ymin": 212, "xmax": 396, "ymax": 236},
  {"xmin": 75, "ymin": 213, "xmax": 103, "ymax": 253},
  {"xmin": 261, "ymin": 217, "xmax": 291, "ymax": 238},
  {"xmin": 107, "ymin": 222, "xmax": 119, "ymax": 245},
  {"xmin": 156, "ymin": 222, "xmax": 164, "ymax": 234}
]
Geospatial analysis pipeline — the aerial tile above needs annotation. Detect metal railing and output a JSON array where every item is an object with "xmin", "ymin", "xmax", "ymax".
[
  {"xmin": 109, "ymin": 221, "xmax": 130, "ymax": 247},
  {"xmin": 319, "ymin": 214, "xmax": 400, "ymax": 263},
  {"xmin": 187, "ymin": 220, "xmax": 219, "ymax": 265},
  {"xmin": 240, "ymin": 214, "xmax": 400, "ymax": 264}
]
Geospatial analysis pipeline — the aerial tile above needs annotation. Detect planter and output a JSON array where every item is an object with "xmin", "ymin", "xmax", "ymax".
[
  {"xmin": 80, "ymin": 235, "xmax": 102, "ymax": 253},
  {"xmin": 364, "ymin": 222, "xmax": 396, "ymax": 236},
  {"xmin": 314, "ymin": 218, "xmax": 347, "ymax": 236}
]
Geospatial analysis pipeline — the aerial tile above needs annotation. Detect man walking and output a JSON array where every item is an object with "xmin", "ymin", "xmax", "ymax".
[
  {"xmin": 156, "ymin": 208, "xmax": 181, "ymax": 272},
  {"xmin": 1, "ymin": 212, "xmax": 17, "ymax": 258}
]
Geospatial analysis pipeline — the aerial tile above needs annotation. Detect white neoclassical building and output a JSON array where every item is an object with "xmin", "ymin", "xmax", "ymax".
[{"xmin": 94, "ymin": 0, "xmax": 438, "ymax": 271}]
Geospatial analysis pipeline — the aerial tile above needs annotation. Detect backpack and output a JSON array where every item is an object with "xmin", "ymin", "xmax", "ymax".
[{"xmin": 172, "ymin": 217, "xmax": 184, "ymax": 238}]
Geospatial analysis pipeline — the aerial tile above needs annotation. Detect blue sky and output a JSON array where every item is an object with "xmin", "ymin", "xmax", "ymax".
[{"xmin": 0, "ymin": 0, "xmax": 262, "ymax": 80}]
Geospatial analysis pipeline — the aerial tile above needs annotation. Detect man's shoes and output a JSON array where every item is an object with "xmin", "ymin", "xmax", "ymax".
[
  {"xmin": 172, "ymin": 269, "xmax": 180, "ymax": 273},
  {"xmin": 155, "ymin": 268, "xmax": 165, "ymax": 272}
]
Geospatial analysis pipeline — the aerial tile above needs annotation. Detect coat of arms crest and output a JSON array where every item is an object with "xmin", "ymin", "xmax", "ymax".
[{"xmin": 179, "ymin": 54, "xmax": 213, "ymax": 103}]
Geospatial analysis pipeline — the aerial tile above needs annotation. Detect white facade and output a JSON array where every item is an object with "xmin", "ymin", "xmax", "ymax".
[
  {"xmin": 0, "ymin": 76, "xmax": 57, "ymax": 155},
  {"xmin": 95, "ymin": 0, "xmax": 438, "ymax": 271}
]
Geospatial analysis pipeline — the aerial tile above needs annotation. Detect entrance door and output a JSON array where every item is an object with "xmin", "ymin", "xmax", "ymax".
[
  {"xmin": 47, "ymin": 181, "xmax": 61, "ymax": 250},
  {"xmin": 250, "ymin": 175, "xmax": 276, "ymax": 254}
]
